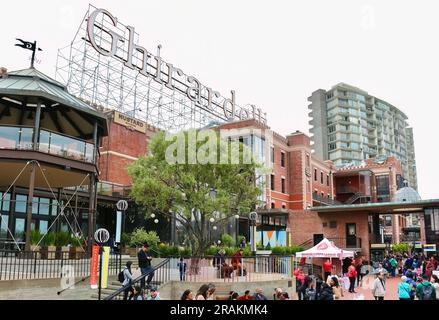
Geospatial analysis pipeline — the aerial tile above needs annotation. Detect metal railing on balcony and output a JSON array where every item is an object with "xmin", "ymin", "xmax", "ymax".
[
  {"xmin": 312, "ymin": 193, "xmax": 342, "ymax": 206},
  {"xmin": 96, "ymin": 182, "xmax": 131, "ymax": 198},
  {"xmin": 0, "ymin": 125, "xmax": 94, "ymax": 164}
]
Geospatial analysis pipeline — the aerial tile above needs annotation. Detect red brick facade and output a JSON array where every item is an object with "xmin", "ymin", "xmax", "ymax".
[{"xmin": 99, "ymin": 113, "xmax": 159, "ymax": 186}]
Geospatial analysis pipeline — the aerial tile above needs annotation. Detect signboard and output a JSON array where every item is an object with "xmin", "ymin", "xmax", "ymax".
[
  {"xmin": 86, "ymin": 7, "xmax": 266, "ymax": 124},
  {"xmin": 90, "ymin": 245, "xmax": 100, "ymax": 289},
  {"xmin": 100, "ymin": 246, "xmax": 111, "ymax": 289},
  {"xmin": 423, "ymin": 244, "xmax": 437, "ymax": 252},
  {"xmin": 114, "ymin": 111, "xmax": 147, "ymax": 133}
]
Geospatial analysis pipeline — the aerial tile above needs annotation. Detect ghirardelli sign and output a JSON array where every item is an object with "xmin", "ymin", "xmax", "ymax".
[{"xmin": 86, "ymin": 8, "xmax": 266, "ymax": 124}]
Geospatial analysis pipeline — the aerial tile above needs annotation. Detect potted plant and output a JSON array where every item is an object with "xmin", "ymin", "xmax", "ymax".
[
  {"xmin": 42, "ymin": 232, "xmax": 57, "ymax": 260},
  {"xmin": 56, "ymin": 232, "xmax": 71, "ymax": 259},
  {"xmin": 69, "ymin": 235, "xmax": 85, "ymax": 260},
  {"xmin": 30, "ymin": 230, "xmax": 43, "ymax": 259}
]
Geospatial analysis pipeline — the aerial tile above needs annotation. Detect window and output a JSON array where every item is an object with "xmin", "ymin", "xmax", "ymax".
[
  {"xmin": 314, "ymin": 169, "xmax": 317, "ymax": 181},
  {"xmin": 329, "ymin": 143, "xmax": 336, "ymax": 151},
  {"xmin": 306, "ymin": 154, "xmax": 310, "ymax": 167},
  {"xmin": 281, "ymin": 178, "xmax": 285, "ymax": 193},
  {"xmin": 39, "ymin": 220, "xmax": 48, "ymax": 234},
  {"xmin": 270, "ymin": 147, "xmax": 274, "ymax": 163},
  {"xmin": 0, "ymin": 215, "xmax": 9, "ymax": 238},
  {"xmin": 51, "ymin": 200, "xmax": 59, "ymax": 216},
  {"xmin": 327, "ymin": 174, "xmax": 330, "ymax": 186},
  {"xmin": 271, "ymin": 202, "xmax": 275, "ymax": 209},
  {"xmin": 39, "ymin": 198, "xmax": 50, "ymax": 215},
  {"xmin": 385, "ymin": 215, "xmax": 392, "ymax": 227},
  {"xmin": 328, "ymin": 125, "xmax": 336, "ymax": 133},
  {"xmin": 281, "ymin": 152, "xmax": 285, "ymax": 167},
  {"xmin": 15, "ymin": 218, "xmax": 25, "ymax": 242},
  {"xmin": 271, "ymin": 175, "xmax": 275, "ymax": 191},
  {"xmin": 0, "ymin": 192, "xmax": 11, "ymax": 212},
  {"xmin": 329, "ymin": 221, "xmax": 337, "ymax": 228},
  {"xmin": 320, "ymin": 172, "xmax": 324, "ymax": 184},
  {"xmin": 282, "ymin": 204, "xmax": 286, "ymax": 209},
  {"xmin": 307, "ymin": 180, "xmax": 311, "ymax": 193},
  {"xmin": 15, "ymin": 195, "xmax": 27, "ymax": 213}
]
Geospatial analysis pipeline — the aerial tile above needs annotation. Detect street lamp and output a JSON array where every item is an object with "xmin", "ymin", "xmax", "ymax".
[
  {"xmin": 151, "ymin": 213, "xmax": 156, "ymax": 219},
  {"xmin": 154, "ymin": 219, "xmax": 159, "ymax": 224}
]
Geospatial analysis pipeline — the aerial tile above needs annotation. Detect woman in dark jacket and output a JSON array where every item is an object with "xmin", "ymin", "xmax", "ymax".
[
  {"xmin": 318, "ymin": 283, "xmax": 334, "ymax": 300},
  {"xmin": 301, "ymin": 275, "xmax": 313, "ymax": 300},
  {"xmin": 315, "ymin": 274, "xmax": 323, "ymax": 300}
]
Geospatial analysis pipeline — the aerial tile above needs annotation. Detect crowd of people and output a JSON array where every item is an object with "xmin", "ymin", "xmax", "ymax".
[
  {"xmin": 179, "ymin": 284, "xmax": 292, "ymax": 300},
  {"xmin": 118, "ymin": 241, "xmax": 439, "ymax": 301},
  {"xmin": 294, "ymin": 252, "xmax": 439, "ymax": 301}
]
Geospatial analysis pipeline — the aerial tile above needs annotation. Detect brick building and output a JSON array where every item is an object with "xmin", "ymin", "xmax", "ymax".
[{"xmin": 93, "ymin": 112, "xmax": 438, "ymax": 261}]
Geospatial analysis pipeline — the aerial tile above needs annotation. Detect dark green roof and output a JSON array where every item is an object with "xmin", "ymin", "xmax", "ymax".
[{"xmin": 0, "ymin": 67, "xmax": 107, "ymax": 124}]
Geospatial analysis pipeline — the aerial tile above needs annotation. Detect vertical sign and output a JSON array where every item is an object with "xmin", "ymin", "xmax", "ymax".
[
  {"xmin": 90, "ymin": 245, "xmax": 100, "ymax": 289},
  {"xmin": 100, "ymin": 246, "xmax": 111, "ymax": 289},
  {"xmin": 115, "ymin": 211, "xmax": 122, "ymax": 243}
]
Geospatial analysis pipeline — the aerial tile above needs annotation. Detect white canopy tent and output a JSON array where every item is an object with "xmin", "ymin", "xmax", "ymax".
[{"xmin": 296, "ymin": 238, "xmax": 355, "ymax": 259}]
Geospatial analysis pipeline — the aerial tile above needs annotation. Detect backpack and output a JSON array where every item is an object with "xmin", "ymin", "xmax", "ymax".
[
  {"xmin": 118, "ymin": 269, "xmax": 125, "ymax": 283},
  {"xmin": 305, "ymin": 288, "xmax": 316, "ymax": 300},
  {"xmin": 421, "ymin": 284, "xmax": 434, "ymax": 300}
]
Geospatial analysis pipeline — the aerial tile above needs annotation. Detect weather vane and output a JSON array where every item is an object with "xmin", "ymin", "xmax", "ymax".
[{"xmin": 15, "ymin": 39, "xmax": 43, "ymax": 68}]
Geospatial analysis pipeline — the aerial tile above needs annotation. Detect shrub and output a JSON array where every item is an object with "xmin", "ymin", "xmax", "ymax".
[
  {"xmin": 241, "ymin": 246, "xmax": 253, "ymax": 257},
  {"xmin": 178, "ymin": 247, "xmax": 192, "ymax": 257},
  {"xmin": 221, "ymin": 234, "xmax": 234, "ymax": 247},
  {"xmin": 205, "ymin": 246, "xmax": 221, "ymax": 256},
  {"xmin": 55, "ymin": 232, "xmax": 71, "ymax": 247},
  {"xmin": 271, "ymin": 246, "xmax": 286, "ymax": 255},
  {"xmin": 43, "ymin": 232, "xmax": 57, "ymax": 247},
  {"xmin": 71, "ymin": 235, "xmax": 84, "ymax": 247},
  {"xmin": 30, "ymin": 230, "xmax": 43, "ymax": 246},
  {"xmin": 121, "ymin": 233, "xmax": 131, "ymax": 246},
  {"xmin": 130, "ymin": 228, "xmax": 160, "ymax": 247},
  {"xmin": 392, "ymin": 243, "xmax": 410, "ymax": 254}
]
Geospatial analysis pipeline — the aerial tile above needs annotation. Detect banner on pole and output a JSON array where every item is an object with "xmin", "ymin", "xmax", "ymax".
[
  {"xmin": 90, "ymin": 245, "xmax": 100, "ymax": 289},
  {"xmin": 101, "ymin": 246, "xmax": 110, "ymax": 289},
  {"xmin": 116, "ymin": 211, "xmax": 122, "ymax": 243}
]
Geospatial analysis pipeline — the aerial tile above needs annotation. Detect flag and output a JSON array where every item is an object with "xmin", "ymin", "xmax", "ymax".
[{"xmin": 15, "ymin": 39, "xmax": 42, "ymax": 52}]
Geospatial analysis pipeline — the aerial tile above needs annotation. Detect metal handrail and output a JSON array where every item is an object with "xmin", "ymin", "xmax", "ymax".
[{"xmin": 104, "ymin": 258, "xmax": 171, "ymax": 300}]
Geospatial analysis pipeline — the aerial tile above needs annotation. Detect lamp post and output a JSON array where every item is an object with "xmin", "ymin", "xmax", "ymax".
[{"xmin": 94, "ymin": 228, "xmax": 110, "ymax": 301}]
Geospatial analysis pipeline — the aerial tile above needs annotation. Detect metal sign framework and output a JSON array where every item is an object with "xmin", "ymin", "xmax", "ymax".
[{"xmin": 55, "ymin": 4, "xmax": 267, "ymax": 132}]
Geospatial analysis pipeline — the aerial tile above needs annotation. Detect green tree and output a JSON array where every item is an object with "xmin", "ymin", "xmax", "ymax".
[{"xmin": 128, "ymin": 129, "xmax": 263, "ymax": 256}]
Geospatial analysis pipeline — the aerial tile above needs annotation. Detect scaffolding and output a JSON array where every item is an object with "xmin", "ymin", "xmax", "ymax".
[{"xmin": 55, "ymin": 4, "xmax": 266, "ymax": 132}]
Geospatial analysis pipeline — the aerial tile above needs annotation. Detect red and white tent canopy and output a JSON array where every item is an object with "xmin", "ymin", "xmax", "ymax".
[{"xmin": 295, "ymin": 238, "xmax": 355, "ymax": 259}]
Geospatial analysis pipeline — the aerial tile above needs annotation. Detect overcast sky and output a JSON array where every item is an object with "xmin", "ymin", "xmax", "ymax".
[{"xmin": 1, "ymin": 0, "xmax": 438, "ymax": 199}]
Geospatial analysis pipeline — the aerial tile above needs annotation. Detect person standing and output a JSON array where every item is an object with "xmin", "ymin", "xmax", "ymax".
[
  {"xmin": 348, "ymin": 262, "xmax": 358, "ymax": 293},
  {"xmin": 330, "ymin": 276, "xmax": 343, "ymax": 300},
  {"xmin": 430, "ymin": 275, "xmax": 439, "ymax": 300},
  {"xmin": 372, "ymin": 272, "xmax": 386, "ymax": 300},
  {"xmin": 416, "ymin": 274, "xmax": 436, "ymax": 300},
  {"xmin": 389, "ymin": 256, "xmax": 397, "ymax": 278},
  {"xmin": 177, "ymin": 257, "xmax": 187, "ymax": 281},
  {"xmin": 315, "ymin": 274, "xmax": 323, "ymax": 300},
  {"xmin": 323, "ymin": 259, "xmax": 332, "ymax": 281},
  {"xmin": 398, "ymin": 276, "xmax": 411, "ymax": 300},
  {"xmin": 122, "ymin": 261, "xmax": 134, "ymax": 300},
  {"xmin": 138, "ymin": 243, "xmax": 154, "ymax": 289}
]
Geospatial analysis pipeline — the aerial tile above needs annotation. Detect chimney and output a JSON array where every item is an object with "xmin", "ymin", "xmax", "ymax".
[{"xmin": 0, "ymin": 67, "xmax": 7, "ymax": 77}]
